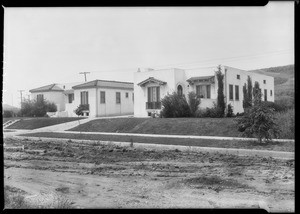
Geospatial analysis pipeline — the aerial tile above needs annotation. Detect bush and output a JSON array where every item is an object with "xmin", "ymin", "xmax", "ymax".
[
  {"xmin": 261, "ymin": 101, "xmax": 286, "ymax": 112},
  {"xmin": 20, "ymin": 99, "xmax": 57, "ymax": 117},
  {"xmin": 275, "ymin": 108, "xmax": 294, "ymax": 139},
  {"xmin": 188, "ymin": 91, "xmax": 200, "ymax": 117},
  {"xmin": 161, "ymin": 92, "xmax": 191, "ymax": 118},
  {"xmin": 196, "ymin": 103, "xmax": 224, "ymax": 118},
  {"xmin": 274, "ymin": 97, "xmax": 294, "ymax": 111},
  {"xmin": 3, "ymin": 110, "xmax": 14, "ymax": 118},
  {"xmin": 226, "ymin": 104, "xmax": 234, "ymax": 117},
  {"xmin": 236, "ymin": 103, "xmax": 279, "ymax": 143}
]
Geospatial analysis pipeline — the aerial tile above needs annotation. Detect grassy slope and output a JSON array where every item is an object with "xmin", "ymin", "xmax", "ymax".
[
  {"xmin": 69, "ymin": 117, "xmax": 241, "ymax": 137},
  {"xmin": 249, "ymin": 64, "xmax": 294, "ymax": 101},
  {"xmin": 6, "ymin": 117, "xmax": 85, "ymax": 130},
  {"xmin": 20, "ymin": 132, "xmax": 294, "ymax": 152}
]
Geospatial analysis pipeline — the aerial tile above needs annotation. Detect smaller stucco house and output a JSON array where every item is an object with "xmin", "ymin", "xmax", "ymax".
[
  {"xmin": 29, "ymin": 79, "xmax": 134, "ymax": 117},
  {"xmin": 134, "ymin": 66, "xmax": 275, "ymax": 117}
]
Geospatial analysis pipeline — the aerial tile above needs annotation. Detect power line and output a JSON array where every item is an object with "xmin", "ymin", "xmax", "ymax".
[{"xmin": 89, "ymin": 49, "xmax": 293, "ymax": 73}]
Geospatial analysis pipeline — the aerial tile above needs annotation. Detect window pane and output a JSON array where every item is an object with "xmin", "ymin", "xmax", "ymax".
[
  {"xmin": 100, "ymin": 91, "xmax": 105, "ymax": 103},
  {"xmin": 148, "ymin": 87, "xmax": 152, "ymax": 102},
  {"xmin": 116, "ymin": 92, "xmax": 121, "ymax": 103},
  {"xmin": 196, "ymin": 85, "xmax": 200, "ymax": 96},
  {"xmin": 264, "ymin": 89, "xmax": 267, "ymax": 101},
  {"xmin": 152, "ymin": 87, "xmax": 157, "ymax": 102},
  {"xmin": 157, "ymin": 87, "xmax": 160, "ymax": 101}
]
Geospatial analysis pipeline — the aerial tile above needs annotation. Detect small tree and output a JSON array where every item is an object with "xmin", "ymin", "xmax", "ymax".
[
  {"xmin": 161, "ymin": 92, "xmax": 191, "ymax": 118},
  {"xmin": 215, "ymin": 65, "xmax": 225, "ymax": 117},
  {"xmin": 242, "ymin": 76, "xmax": 253, "ymax": 111},
  {"xmin": 20, "ymin": 99, "xmax": 57, "ymax": 117},
  {"xmin": 236, "ymin": 84, "xmax": 279, "ymax": 143},
  {"xmin": 188, "ymin": 91, "xmax": 200, "ymax": 117}
]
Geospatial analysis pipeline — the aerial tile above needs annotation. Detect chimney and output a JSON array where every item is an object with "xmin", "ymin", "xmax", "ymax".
[{"xmin": 137, "ymin": 68, "xmax": 141, "ymax": 72}]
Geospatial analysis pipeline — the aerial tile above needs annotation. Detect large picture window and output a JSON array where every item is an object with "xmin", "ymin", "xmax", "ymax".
[
  {"xmin": 148, "ymin": 87, "xmax": 160, "ymax": 102},
  {"xmin": 196, "ymin": 85, "xmax": 211, "ymax": 99},
  {"xmin": 80, "ymin": 91, "xmax": 88, "ymax": 105}
]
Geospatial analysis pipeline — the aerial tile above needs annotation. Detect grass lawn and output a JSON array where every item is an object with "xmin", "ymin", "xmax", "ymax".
[
  {"xmin": 20, "ymin": 132, "xmax": 294, "ymax": 152},
  {"xmin": 69, "ymin": 117, "xmax": 241, "ymax": 137},
  {"xmin": 5, "ymin": 117, "xmax": 86, "ymax": 130}
]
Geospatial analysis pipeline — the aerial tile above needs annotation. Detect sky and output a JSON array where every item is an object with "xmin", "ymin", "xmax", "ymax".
[{"xmin": 3, "ymin": 2, "xmax": 294, "ymax": 107}]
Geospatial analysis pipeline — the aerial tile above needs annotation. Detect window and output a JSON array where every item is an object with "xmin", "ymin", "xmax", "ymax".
[
  {"xmin": 100, "ymin": 91, "xmax": 105, "ymax": 104},
  {"xmin": 264, "ymin": 89, "xmax": 267, "ymax": 101},
  {"xmin": 206, "ymin": 85, "xmax": 211, "ymax": 99},
  {"xmin": 148, "ymin": 87, "xmax": 160, "ymax": 102},
  {"xmin": 126, "ymin": 92, "xmax": 129, "ymax": 98},
  {"xmin": 237, "ymin": 75, "xmax": 240, "ymax": 80},
  {"xmin": 80, "ymin": 91, "xmax": 88, "ymax": 105},
  {"xmin": 37, "ymin": 94, "xmax": 44, "ymax": 102},
  {"xmin": 229, "ymin": 85, "xmax": 234, "ymax": 100},
  {"xmin": 270, "ymin": 90, "xmax": 272, "ymax": 96},
  {"xmin": 235, "ymin": 85, "xmax": 239, "ymax": 100},
  {"xmin": 196, "ymin": 85, "xmax": 211, "ymax": 99},
  {"xmin": 177, "ymin": 85, "xmax": 183, "ymax": 96},
  {"xmin": 132, "ymin": 93, "xmax": 134, "ymax": 102},
  {"xmin": 263, "ymin": 80, "xmax": 266, "ymax": 84},
  {"xmin": 68, "ymin": 93, "xmax": 74, "ymax": 103},
  {"xmin": 116, "ymin": 92, "xmax": 121, "ymax": 104}
]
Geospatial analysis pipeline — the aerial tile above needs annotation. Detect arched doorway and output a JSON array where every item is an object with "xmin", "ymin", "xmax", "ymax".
[{"xmin": 177, "ymin": 85, "xmax": 183, "ymax": 96}]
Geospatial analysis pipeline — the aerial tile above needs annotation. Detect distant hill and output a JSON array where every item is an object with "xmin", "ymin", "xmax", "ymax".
[
  {"xmin": 2, "ymin": 104, "xmax": 20, "ymax": 113},
  {"xmin": 249, "ymin": 64, "xmax": 294, "ymax": 102}
]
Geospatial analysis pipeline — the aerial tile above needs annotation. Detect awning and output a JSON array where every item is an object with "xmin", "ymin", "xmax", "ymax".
[
  {"xmin": 137, "ymin": 77, "xmax": 167, "ymax": 87},
  {"xmin": 186, "ymin": 75, "xmax": 215, "ymax": 84}
]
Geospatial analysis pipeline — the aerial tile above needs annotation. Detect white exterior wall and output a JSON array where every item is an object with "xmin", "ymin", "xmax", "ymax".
[
  {"xmin": 31, "ymin": 91, "xmax": 65, "ymax": 111},
  {"xmin": 224, "ymin": 66, "xmax": 275, "ymax": 114},
  {"xmin": 96, "ymin": 88, "xmax": 134, "ymax": 117},
  {"xmin": 134, "ymin": 68, "xmax": 186, "ymax": 117}
]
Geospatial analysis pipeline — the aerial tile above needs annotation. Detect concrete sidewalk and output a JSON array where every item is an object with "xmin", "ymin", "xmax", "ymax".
[
  {"xmin": 8, "ymin": 135, "xmax": 294, "ymax": 160},
  {"xmin": 56, "ymin": 130, "xmax": 294, "ymax": 143}
]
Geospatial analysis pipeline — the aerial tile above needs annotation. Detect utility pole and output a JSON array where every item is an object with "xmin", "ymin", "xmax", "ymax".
[
  {"xmin": 79, "ymin": 72, "xmax": 90, "ymax": 82},
  {"xmin": 18, "ymin": 90, "xmax": 24, "ymax": 107}
]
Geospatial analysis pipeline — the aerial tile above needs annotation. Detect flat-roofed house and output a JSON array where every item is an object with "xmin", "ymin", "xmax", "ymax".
[{"xmin": 134, "ymin": 65, "xmax": 275, "ymax": 117}]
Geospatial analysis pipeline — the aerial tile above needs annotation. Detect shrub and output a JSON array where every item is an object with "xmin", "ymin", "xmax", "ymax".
[
  {"xmin": 188, "ymin": 91, "xmax": 200, "ymax": 117},
  {"xmin": 275, "ymin": 108, "xmax": 294, "ymax": 139},
  {"xmin": 236, "ymin": 103, "xmax": 279, "ymax": 143},
  {"xmin": 161, "ymin": 92, "xmax": 191, "ymax": 118},
  {"xmin": 20, "ymin": 99, "xmax": 57, "ymax": 117},
  {"xmin": 196, "ymin": 103, "xmax": 224, "ymax": 118},
  {"xmin": 274, "ymin": 97, "xmax": 294, "ymax": 111},
  {"xmin": 261, "ymin": 101, "xmax": 286, "ymax": 112},
  {"xmin": 74, "ymin": 105, "xmax": 84, "ymax": 116},
  {"xmin": 226, "ymin": 104, "xmax": 234, "ymax": 117},
  {"xmin": 3, "ymin": 110, "xmax": 14, "ymax": 118}
]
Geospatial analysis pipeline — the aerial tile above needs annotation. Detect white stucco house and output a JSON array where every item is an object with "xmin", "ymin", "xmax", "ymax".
[
  {"xmin": 134, "ymin": 65, "xmax": 275, "ymax": 117},
  {"xmin": 29, "ymin": 79, "xmax": 134, "ymax": 117}
]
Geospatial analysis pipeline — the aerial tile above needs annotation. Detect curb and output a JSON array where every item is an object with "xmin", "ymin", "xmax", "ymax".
[{"xmin": 7, "ymin": 135, "xmax": 294, "ymax": 160}]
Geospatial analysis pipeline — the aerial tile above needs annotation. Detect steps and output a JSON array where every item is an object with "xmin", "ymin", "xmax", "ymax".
[{"xmin": 3, "ymin": 119, "xmax": 20, "ymax": 129}]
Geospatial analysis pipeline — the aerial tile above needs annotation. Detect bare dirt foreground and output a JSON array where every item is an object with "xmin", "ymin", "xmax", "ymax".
[{"xmin": 4, "ymin": 137, "xmax": 294, "ymax": 211}]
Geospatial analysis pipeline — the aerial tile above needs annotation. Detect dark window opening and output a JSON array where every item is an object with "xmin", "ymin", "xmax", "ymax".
[
  {"xmin": 229, "ymin": 85, "xmax": 233, "ymax": 100},
  {"xmin": 196, "ymin": 85, "xmax": 211, "ymax": 98},
  {"xmin": 100, "ymin": 91, "xmax": 105, "ymax": 104},
  {"xmin": 264, "ymin": 89, "xmax": 267, "ymax": 101},
  {"xmin": 177, "ymin": 85, "xmax": 183, "ymax": 96},
  {"xmin": 235, "ymin": 85, "xmax": 239, "ymax": 100},
  {"xmin": 270, "ymin": 90, "xmax": 272, "ymax": 96},
  {"xmin": 116, "ymin": 92, "xmax": 121, "ymax": 104},
  {"xmin": 237, "ymin": 75, "xmax": 240, "ymax": 80},
  {"xmin": 80, "ymin": 91, "xmax": 88, "ymax": 105},
  {"xmin": 37, "ymin": 94, "xmax": 44, "ymax": 102},
  {"xmin": 126, "ymin": 92, "xmax": 129, "ymax": 98},
  {"xmin": 68, "ymin": 93, "xmax": 74, "ymax": 103}
]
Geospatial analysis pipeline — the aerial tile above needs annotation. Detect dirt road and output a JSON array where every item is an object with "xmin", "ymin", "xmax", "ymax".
[{"xmin": 4, "ymin": 137, "xmax": 294, "ymax": 211}]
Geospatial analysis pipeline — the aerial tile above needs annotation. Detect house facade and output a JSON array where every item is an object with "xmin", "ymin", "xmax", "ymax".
[
  {"xmin": 29, "ymin": 80, "xmax": 134, "ymax": 117},
  {"xmin": 134, "ymin": 66, "xmax": 274, "ymax": 117}
]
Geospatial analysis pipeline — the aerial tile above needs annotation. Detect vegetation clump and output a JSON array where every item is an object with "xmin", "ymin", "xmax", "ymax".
[{"xmin": 20, "ymin": 99, "xmax": 57, "ymax": 117}]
